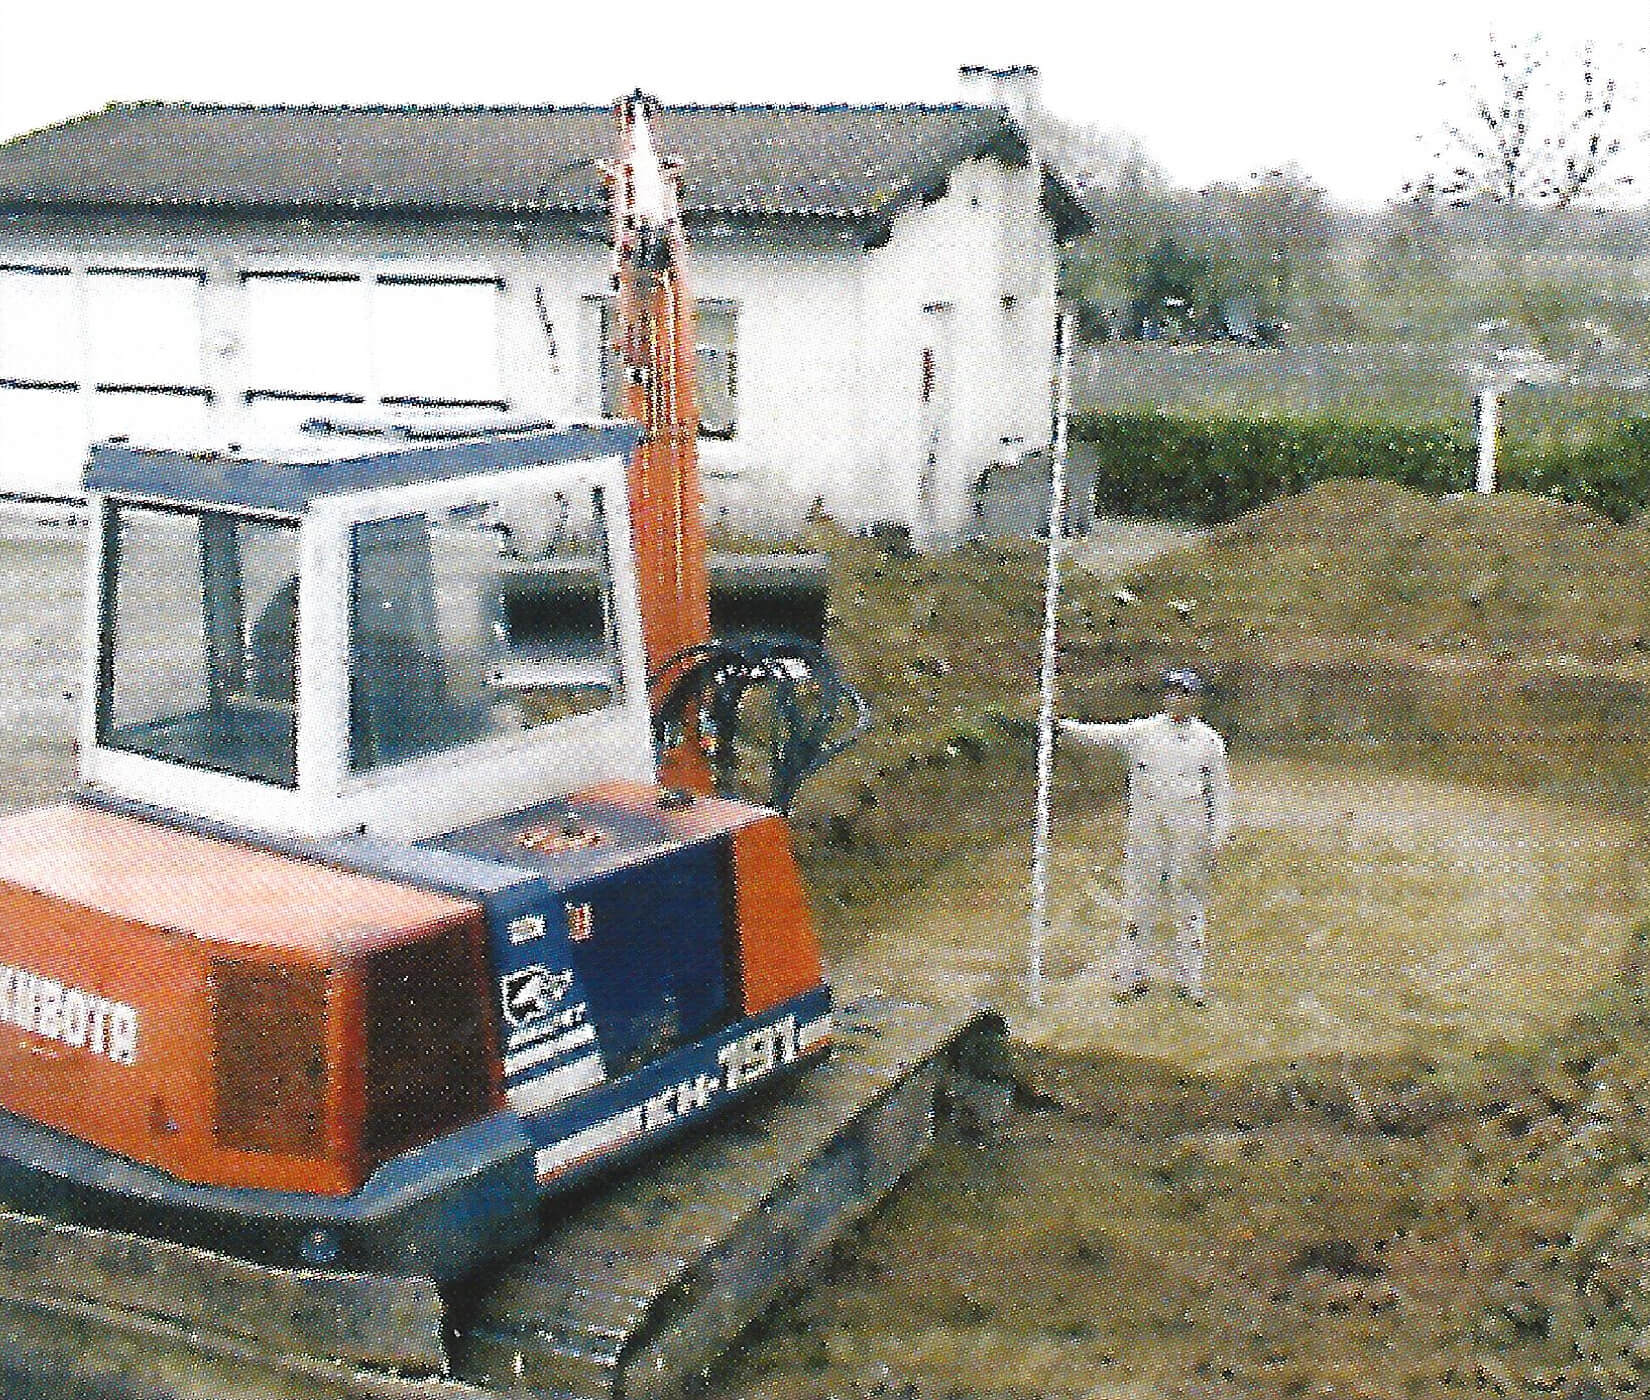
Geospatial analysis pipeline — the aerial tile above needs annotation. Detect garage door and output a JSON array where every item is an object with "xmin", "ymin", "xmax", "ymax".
[
  {"xmin": 86, "ymin": 268, "xmax": 204, "ymax": 388},
  {"xmin": 372, "ymin": 276, "xmax": 503, "ymax": 407},
  {"xmin": 0, "ymin": 267, "xmax": 85, "ymax": 496},
  {"xmin": 90, "ymin": 392, "xmax": 211, "ymax": 455},
  {"xmin": 243, "ymin": 273, "xmax": 370, "ymax": 400}
]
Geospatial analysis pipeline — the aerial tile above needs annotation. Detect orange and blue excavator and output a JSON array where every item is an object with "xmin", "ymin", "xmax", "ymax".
[{"xmin": 0, "ymin": 94, "xmax": 997, "ymax": 1400}]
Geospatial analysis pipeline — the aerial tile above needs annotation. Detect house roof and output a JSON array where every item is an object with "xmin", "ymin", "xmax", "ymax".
[{"xmin": 0, "ymin": 102, "xmax": 1093, "ymax": 243}]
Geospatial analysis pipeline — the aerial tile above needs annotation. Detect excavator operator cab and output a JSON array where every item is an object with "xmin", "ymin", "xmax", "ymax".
[{"xmin": 80, "ymin": 422, "xmax": 655, "ymax": 842}]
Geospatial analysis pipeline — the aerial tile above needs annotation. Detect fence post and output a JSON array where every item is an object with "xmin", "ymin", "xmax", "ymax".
[
  {"xmin": 1029, "ymin": 309, "xmax": 1071, "ymax": 1009},
  {"xmin": 1475, "ymin": 389, "xmax": 1500, "ymax": 494}
]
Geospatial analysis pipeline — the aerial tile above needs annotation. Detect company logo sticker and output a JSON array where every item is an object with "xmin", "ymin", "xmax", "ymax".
[
  {"xmin": 500, "ymin": 966, "xmax": 575, "ymax": 1028},
  {"xmin": 0, "ymin": 965, "xmax": 138, "ymax": 1066}
]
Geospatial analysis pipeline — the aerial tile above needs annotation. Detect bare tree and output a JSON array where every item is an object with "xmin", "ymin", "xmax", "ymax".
[
  {"xmin": 1406, "ymin": 33, "xmax": 1645, "ymax": 358},
  {"xmin": 1411, "ymin": 34, "xmax": 1640, "ymax": 211}
]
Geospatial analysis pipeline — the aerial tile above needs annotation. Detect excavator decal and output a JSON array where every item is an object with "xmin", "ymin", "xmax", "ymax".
[
  {"xmin": 500, "ymin": 965, "xmax": 577, "ymax": 1028},
  {"xmin": 0, "ymin": 965, "xmax": 139, "ymax": 1066}
]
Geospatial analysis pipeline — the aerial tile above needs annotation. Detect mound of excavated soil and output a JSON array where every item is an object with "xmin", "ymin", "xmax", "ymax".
[
  {"xmin": 1190, "ymin": 478, "xmax": 1650, "ymax": 666},
  {"xmin": 1039, "ymin": 479, "xmax": 1650, "ymax": 816}
]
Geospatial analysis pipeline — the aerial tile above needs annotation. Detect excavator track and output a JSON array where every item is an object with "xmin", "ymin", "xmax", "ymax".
[{"xmin": 0, "ymin": 997, "xmax": 1007, "ymax": 1400}]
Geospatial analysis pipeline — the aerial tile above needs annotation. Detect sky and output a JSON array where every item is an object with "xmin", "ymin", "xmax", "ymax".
[{"xmin": 0, "ymin": 0, "xmax": 1646, "ymax": 207}]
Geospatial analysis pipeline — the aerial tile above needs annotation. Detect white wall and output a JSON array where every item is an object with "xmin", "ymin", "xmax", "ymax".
[
  {"xmin": 631, "ymin": 228, "xmax": 865, "ymax": 535},
  {"xmin": 0, "ymin": 178, "xmax": 1060, "ymax": 537},
  {"xmin": 859, "ymin": 156, "xmax": 1059, "ymax": 542}
]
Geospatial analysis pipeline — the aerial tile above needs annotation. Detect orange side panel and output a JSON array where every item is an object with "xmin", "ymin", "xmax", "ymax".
[
  {"xmin": 0, "ymin": 879, "xmax": 365, "ymax": 1194},
  {"xmin": 730, "ymin": 817, "xmax": 824, "ymax": 1017},
  {"xmin": 0, "ymin": 804, "xmax": 485, "ymax": 1196}
]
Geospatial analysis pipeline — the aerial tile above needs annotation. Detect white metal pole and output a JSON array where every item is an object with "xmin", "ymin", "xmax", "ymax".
[
  {"xmin": 1476, "ymin": 388, "xmax": 1499, "ymax": 494},
  {"xmin": 1029, "ymin": 308, "xmax": 1072, "ymax": 1008}
]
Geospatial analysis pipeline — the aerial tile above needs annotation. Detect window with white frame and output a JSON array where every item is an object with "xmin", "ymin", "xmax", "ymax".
[
  {"xmin": 0, "ymin": 387, "xmax": 87, "ymax": 497},
  {"xmin": 90, "ymin": 393, "xmax": 212, "ymax": 453},
  {"xmin": 591, "ymin": 297, "xmax": 623, "ymax": 420},
  {"xmin": 242, "ymin": 271, "xmax": 507, "ymax": 415},
  {"xmin": 0, "ymin": 266, "xmax": 79, "ymax": 386},
  {"xmin": 86, "ymin": 268, "xmax": 212, "ymax": 450},
  {"xmin": 348, "ymin": 484, "xmax": 619, "ymax": 772},
  {"xmin": 242, "ymin": 272, "xmax": 371, "ymax": 404},
  {"xmin": 695, "ymin": 301, "xmax": 738, "ymax": 438},
  {"xmin": 87, "ymin": 269, "xmax": 206, "ymax": 390},
  {"xmin": 0, "ymin": 266, "xmax": 85, "ymax": 496}
]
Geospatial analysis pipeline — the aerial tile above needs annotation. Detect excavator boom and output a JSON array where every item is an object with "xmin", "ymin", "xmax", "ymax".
[{"xmin": 607, "ymin": 93, "xmax": 713, "ymax": 759}]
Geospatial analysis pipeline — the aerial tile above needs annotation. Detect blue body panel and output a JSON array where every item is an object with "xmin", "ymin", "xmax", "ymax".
[
  {"xmin": 559, "ymin": 842, "xmax": 729, "ymax": 1075},
  {"xmin": 0, "ymin": 1107, "xmax": 539, "ymax": 1283},
  {"xmin": 523, "ymin": 984, "xmax": 832, "ymax": 1188},
  {"xmin": 434, "ymin": 796, "xmax": 736, "ymax": 1082},
  {"xmin": 83, "ymin": 421, "xmax": 643, "ymax": 514}
]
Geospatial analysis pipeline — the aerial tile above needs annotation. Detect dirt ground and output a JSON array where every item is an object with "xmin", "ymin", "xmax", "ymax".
[
  {"xmin": 0, "ymin": 507, "xmax": 1644, "ymax": 1400},
  {"xmin": 715, "ymin": 753, "xmax": 1647, "ymax": 1400},
  {"xmin": 834, "ymin": 754, "xmax": 1645, "ymax": 1073},
  {"xmin": 719, "ymin": 477, "xmax": 1650, "ymax": 1399},
  {"xmin": 1066, "ymin": 515, "xmax": 1205, "ymax": 580}
]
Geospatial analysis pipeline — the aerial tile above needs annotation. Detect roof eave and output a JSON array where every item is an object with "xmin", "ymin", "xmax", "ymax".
[
  {"xmin": 0, "ymin": 197, "xmax": 881, "ymax": 231},
  {"xmin": 1042, "ymin": 173, "xmax": 1094, "ymax": 243}
]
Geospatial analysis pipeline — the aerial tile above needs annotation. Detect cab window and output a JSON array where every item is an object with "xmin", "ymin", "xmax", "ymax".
[
  {"xmin": 98, "ymin": 503, "xmax": 300, "ymax": 786},
  {"xmin": 349, "ymin": 485, "xmax": 619, "ymax": 771}
]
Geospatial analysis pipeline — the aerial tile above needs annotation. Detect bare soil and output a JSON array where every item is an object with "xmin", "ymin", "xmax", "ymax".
[
  {"xmin": 711, "ymin": 751, "xmax": 1647, "ymax": 1399},
  {"xmin": 833, "ymin": 755, "xmax": 1645, "ymax": 1073},
  {"xmin": 708, "ymin": 480, "xmax": 1650, "ymax": 1400}
]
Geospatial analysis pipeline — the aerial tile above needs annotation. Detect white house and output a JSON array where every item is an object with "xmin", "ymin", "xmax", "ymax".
[{"xmin": 0, "ymin": 66, "xmax": 1088, "ymax": 541}]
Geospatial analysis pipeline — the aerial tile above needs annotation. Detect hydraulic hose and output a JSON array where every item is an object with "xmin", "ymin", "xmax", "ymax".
[{"xmin": 650, "ymin": 636, "xmax": 871, "ymax": 814}]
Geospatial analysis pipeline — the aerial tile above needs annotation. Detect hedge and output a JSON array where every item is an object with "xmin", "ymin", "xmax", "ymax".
[{"xmin": 1072, "ymin": 410, "xmax": 1650, "ymax": 524}]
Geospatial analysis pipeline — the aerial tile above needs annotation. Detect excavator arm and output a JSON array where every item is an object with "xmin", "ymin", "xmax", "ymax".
[
  {"xmin": 605, "ymin": 93, "xmax": 715, "ymax": 790},
  {"xmin": 605, "ymin": 93, "xmax": 870, "ymax": 806}
]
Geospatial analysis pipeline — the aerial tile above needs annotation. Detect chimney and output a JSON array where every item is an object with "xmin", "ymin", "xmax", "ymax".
[{"xmin": 958, "ymin": 65, "xmax": 1041, "ymax": 126}]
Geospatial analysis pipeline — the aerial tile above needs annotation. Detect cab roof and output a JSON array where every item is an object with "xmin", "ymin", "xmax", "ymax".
[{"xmin": 83, "ymin": 420, "xmax": 643, "ymax": 514}]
